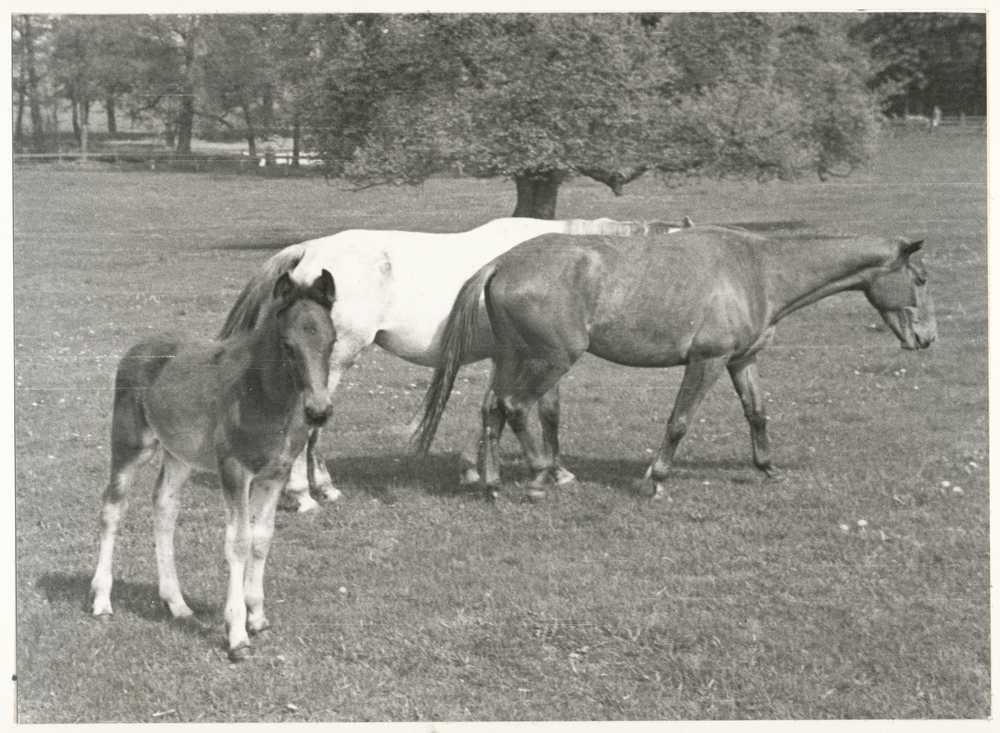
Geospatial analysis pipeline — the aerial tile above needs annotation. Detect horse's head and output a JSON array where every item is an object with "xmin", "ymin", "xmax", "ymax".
[
  {"xmin": 865, "ymin": 239, "xmax": 936, "ymax": 350},
  {"xmin": 273, "ymin": 270, "xmax": 337, "ymax": 426}
]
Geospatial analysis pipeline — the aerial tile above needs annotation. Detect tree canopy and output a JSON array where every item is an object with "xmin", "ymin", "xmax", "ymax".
[
  {"xmin": 303, "ymin": 13, "xmax": 886, "ymax": 216},
  {"xmin": 13, "ymin": 12, "xmax": 987, "ymax": 216}
]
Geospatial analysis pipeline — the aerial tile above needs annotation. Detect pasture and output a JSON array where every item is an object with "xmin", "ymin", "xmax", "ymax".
[{"xmin": 13, "ymin": 131, "xmax": 988, "ymax": 722}]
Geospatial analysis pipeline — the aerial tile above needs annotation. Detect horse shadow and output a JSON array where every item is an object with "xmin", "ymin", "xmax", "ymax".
[
  {"xmin": 319, "ymin": 450, "xmax": 810, "ymax": 501},
  {"xmin": 35, "ymin": 572, "xmax": 220, "ymax": 641}
]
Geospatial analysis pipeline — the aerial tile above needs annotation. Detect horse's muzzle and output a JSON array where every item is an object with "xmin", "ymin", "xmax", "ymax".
[{"xmin": 305, "ymin": 402, "xmax": 332, "ymax": 427}]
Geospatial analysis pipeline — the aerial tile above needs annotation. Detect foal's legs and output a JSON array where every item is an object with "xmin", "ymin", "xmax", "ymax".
[
  {"xmin": 727, "ymin": 358, "xmax": 775, "ymax": 476},
  {"xmin": 152, "ymin": 452, "xmax": 194, "ymax": 618},
  {"xmin": 219, "ymin": 457, "xmax": 255, "ymax": 659},
  {"xmin": 646, "ymin": 356, "xmax": 728, "ymax": 497},
  {"xmin": 242, "ymin": 464, "xmax": 288, "ymax": 637},
  {"xmin": 90, "ymin": 397, "xmax": 158, "ymax": 617}
]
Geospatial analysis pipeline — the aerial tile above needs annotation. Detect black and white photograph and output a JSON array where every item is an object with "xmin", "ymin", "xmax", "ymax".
[{"xmin": 10, "ymin": 7, "xmax": 990, "ymax": 724}]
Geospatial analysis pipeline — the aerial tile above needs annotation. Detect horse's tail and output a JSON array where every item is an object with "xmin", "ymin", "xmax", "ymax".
[
  {"xmin": 218, "ymin": 244, "xmax": 307, "ymax": 339},
  {"xmin": 414, "ymin": 262, "xmax": 499, "ymax": 455}
]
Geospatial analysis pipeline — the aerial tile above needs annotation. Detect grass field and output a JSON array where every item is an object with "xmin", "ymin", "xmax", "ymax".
[{"xmin": 13, "ymin": 130, "xmax": 989, "ymax": 722}]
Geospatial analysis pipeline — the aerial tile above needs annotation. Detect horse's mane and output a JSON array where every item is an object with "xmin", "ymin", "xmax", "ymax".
[{"xmin": 218, "ymin": 244, "xmax": 307, "ymax": 339}]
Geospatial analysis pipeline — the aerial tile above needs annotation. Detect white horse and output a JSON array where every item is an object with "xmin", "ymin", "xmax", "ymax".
[{"xmin": 220, "ymin": 216, "xmax": 691, "ymax": 511}]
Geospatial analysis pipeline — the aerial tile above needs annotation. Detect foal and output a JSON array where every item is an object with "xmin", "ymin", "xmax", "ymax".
[{"xmin": 89, "ymin": 271, "xmax": 336, "ymax": 660}]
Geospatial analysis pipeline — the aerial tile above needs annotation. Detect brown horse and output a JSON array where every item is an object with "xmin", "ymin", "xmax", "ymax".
[
  {"xmin": 417, "ymin": 226, "xmax": 936, "ymax": 499},
  {"xmin": 89, "ymin": 271, "xmax": 336, "ymax": 660}
]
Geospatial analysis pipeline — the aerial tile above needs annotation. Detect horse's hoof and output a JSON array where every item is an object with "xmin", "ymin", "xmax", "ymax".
[
  {"xmin": 248, "ymin": 618, "xmax": 271, "ymax": 636},
  {"xmin": 460, "ymin": 469, "xmax": 481, "ymax": 486},
  {"xmin": 228, "ymin": 644, "xmax": 251, "ymax": 663},
  {"xmin": 296, "ymin": 495, "xmax": 322, "ymax": 513},
  {"xmin": 94, "ymin": 611, "xmax": 113, "ymax": 622},
  {"xmin": 320, "ymin": 486, "xmax": 342, "ymax": 502},
  {"xmin": 651, "ymin": 483, "xmax": 668, "ymax": 500},
  {"xmin": 553, "ymin": 467, "xmax": 577, "ymax": 485},
  {"xmin": 525, "ymin": 488, "xmax": 546, "ymax": 503},
  {"xmin": 485, "ymin": 488, "xmax": 501, "ymax": 502}
]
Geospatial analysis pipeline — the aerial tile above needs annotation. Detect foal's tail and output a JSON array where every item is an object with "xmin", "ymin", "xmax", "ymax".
[
  {"xmin": 218, "ymin": 244, "xmax": 307, "ymax": 338},
  {"xmin": 414, "ymin": 262, "xmax": 499, "ymax": 455}
]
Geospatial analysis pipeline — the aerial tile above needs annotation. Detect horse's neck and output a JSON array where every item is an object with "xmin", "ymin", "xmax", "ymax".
[{"xmin": 763, "ymin": 238, "xmax": 893, "ymax": 324}]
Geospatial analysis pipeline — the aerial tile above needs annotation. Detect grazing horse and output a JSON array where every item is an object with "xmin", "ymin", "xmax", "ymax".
[
  {"xmin": 416, "ymin": 227, "xmax": 936, "ymax": 500},
  {"xmin": 219, "ymin": 216, "xmax": 692, "ymax": 511},
  {"xmin": 89, "ymin": 271, "xmax": 337, "ymax": 660}
]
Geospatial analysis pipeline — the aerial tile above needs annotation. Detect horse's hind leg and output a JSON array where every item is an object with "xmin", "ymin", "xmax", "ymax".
[
  {"xmin": 727, "ymin": 359, "xmax": 775, "ymax": 477},
  {"xmin": 152, "ymin": 451, "xmax": 194, "ymax": 618},
  {"xmin": 90, "ymin": 397, "xmax": 158, "ymax": 617},
  {"xmin": 538, "ymin": 383, "xmax": 575, "ymax": 485}
]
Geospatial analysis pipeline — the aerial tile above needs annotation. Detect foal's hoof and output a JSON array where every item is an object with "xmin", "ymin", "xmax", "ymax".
[
  {"xmin": 485, "ymin": 487, "xmax": 501, "ymax": 502},
  {"xmin": 761, "ymin": 466, "xmax": 783, "ymax": 481}
]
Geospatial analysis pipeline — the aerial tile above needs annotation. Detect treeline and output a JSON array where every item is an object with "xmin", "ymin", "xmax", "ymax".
[{"xmin": 12, "ymin": 13, "xmax": 986, "ymax": 216}]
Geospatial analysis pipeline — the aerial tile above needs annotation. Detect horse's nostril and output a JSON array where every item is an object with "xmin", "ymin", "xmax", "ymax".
[{"xmin": 306, "ymin": 404, "xmax": 332, "ymax": 426}]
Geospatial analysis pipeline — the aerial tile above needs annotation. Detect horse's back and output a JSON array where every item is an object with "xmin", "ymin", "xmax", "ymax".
[{"xmin": 117, "ymin": 335, "xmax": 226, "ymax": 471}]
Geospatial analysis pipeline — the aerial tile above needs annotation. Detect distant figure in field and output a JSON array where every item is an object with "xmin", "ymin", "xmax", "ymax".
[{"xmin": 931, "ymin": 106, "xmax": 942, "ymax": 133}]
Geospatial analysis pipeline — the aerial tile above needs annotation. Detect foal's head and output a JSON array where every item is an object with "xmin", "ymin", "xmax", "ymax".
[
  {"xmin": 864, "ymin": 239, "xmax": 936, "ymax": 350},
  {"xmin": 272, "ymin": 270, "xmax": 337, "ymax": 426}
]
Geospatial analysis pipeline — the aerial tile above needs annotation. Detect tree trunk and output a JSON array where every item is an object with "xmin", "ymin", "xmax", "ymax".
[
  {"xmin": 512, "ymin": 170, "xmax": 567, "ymax": 219},
  {"xmin": 106, "ymin": 94, "xmax": 118, "ymax": 137},
  {"xmin": 291, "ymin": 113, "xmax": 301, "ymax": 168},
  {"xmin": 176, "ymin": 95, "xmax": 195, "ymax": 153},
  {"xmin": 24, "ymin": 16, "xmax": 46, "ymax": 153},
  {"xmin": 79, "ymin": 100, "xmax": 90, "ymax": 161},
  {"xmin": 71, "ymin": 95, "xmax": 81, "ymax": 146},
  {"xmin": 242, "ymin": 101, "xmax": 257, "ymax": 161}
]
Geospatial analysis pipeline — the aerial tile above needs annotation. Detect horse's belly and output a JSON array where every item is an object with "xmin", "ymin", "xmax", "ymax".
[{"xmin": 586, "ymin": 330, "xmax": 690, "ymax": 368}]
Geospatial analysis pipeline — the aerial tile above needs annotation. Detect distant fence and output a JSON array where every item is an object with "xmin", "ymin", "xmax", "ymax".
[
  {"xmin": 884, "ymin": 114, "xmax": 986, "ymax": 136},
  {"xmin": 12, "ymin": 146, "xmax": 324, "ymax": 171}
]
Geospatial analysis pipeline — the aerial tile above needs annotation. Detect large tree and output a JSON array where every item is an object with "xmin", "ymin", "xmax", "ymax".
[{"xmin": 305, "ymin": 13, "xmax": 883, "ymax": 218}]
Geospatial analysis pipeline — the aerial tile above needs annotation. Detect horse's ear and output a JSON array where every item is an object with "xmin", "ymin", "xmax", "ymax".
[
  {"xmin": 315, "ymin": 269, "xmax": 336, "ymax": 306},
  {"xmin": 682, "ymin": 216, "xmax": 694, "ymax": 228},
  {"xmin": 899, "ymin": 238, "xmax": 925, "ymax": 258},
  {"xmin": 273, "ymin": 272, "xmax": 294, "ymax": 301}
]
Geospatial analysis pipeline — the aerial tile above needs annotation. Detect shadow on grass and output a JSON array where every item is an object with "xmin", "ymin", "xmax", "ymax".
[
  {"xmin": 36, "ymin": 572, "xmax": 220, "ymax": 640},
  {"xmin": 320, "ymin": 451, "xmax": 803, "ymax": 500},
  {"xmin": 729, "ymin": 219, "xmax": 814, "ymax": 233}
]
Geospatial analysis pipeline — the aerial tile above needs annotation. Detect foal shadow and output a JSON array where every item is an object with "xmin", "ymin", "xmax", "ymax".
[
  {"xmin": 320, "ymin": 452, "xmax": 473, "ymax": 502},
  {"xmin": 36, "ymin": 572, "xmax": 219, "ymax": 640}
]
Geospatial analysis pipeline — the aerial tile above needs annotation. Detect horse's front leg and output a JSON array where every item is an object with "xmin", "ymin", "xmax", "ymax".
[
  {"xmin": 647, "ymin": 357, "xmax": 728, "ymax": 498},
  {"xmin": 243, "ymin": 464, "xmax": 288, "ymax": 637},
  {"xmin": 727, "ymin": 358, "xmax": 775, "ymax": 477},
  {"xmin": 219, "ymin": 456, "xmax": 254, "ymax": 660}
]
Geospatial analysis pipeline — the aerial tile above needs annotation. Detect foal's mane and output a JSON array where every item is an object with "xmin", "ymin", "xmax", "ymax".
[{"xmin": 218, "ymin": 245, "xmax": 307, "ymax": 339}]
